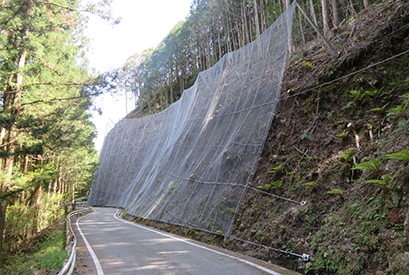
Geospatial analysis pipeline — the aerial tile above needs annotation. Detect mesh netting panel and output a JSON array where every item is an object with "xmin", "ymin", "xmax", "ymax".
[{"xmin": 88, "ymin": 3, "xmax": 295, "ymax": 236}]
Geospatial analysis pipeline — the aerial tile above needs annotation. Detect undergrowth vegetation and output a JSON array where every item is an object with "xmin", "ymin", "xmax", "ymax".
[
  {"xmin": 0, "ymin": 225, "xmax": 66, "ymax": 275},
  {"xmin": 242, "ymin": 1, "xmax": 409, "ymax": 274}
]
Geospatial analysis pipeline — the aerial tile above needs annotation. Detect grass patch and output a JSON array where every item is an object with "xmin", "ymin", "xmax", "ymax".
[{"xmin": 0, "ymin": 230, "xmax": 67, "ymax": 275}]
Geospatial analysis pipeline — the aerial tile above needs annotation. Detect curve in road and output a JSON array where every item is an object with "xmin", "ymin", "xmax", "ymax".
[{"xmin": 76, "ymin": 207, "xmax": 299, "ymax": 275}]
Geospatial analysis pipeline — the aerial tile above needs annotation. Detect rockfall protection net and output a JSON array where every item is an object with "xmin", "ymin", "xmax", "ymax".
[{"xmin": 88, "ymin": 3, "xmax": 295, "ymax": 236}]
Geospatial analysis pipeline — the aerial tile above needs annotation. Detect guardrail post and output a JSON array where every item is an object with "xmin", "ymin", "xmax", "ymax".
[{"xmin": 58, "ymin": 206, "xmax": 92, "ymax": 275}]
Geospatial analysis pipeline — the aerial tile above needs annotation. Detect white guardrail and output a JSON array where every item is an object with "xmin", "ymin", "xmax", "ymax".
[{"xmin": 58, "ymin": 204, "xmax": 92, "ymax": 275}]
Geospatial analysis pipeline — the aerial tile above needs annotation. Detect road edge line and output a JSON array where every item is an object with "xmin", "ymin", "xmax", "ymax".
[
  {"xmin": 76, "ymin": 212, "xmax": 105, "ymax": 275},
  {"xmin": 113, "ymin": 209, "xmax": 283, "ymax": 275}
]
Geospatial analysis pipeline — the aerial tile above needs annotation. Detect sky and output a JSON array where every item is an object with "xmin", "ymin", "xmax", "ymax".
[{"xmin": 84, "ymin": 0, "xmax": 193, "ymax": 151}]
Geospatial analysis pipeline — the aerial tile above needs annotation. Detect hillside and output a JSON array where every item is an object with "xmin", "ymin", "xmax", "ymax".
[{"xmin": 121, "ymin": 1, "xmax": 409, "ymax": 274}]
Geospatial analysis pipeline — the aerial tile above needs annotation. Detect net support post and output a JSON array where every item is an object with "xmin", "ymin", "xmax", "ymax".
[{"xmin": 296, "ymin": 1, "xmax": 335, "ymax": 54}]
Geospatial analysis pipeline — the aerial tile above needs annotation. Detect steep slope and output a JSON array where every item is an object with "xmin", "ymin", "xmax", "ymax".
[
  {"xmin": 122, "ymin": 1, "xmax": 409, "ymax": 274},
  {"xmin": 234, "ymin": 1, "xmax": 409, "ymax": 273}
]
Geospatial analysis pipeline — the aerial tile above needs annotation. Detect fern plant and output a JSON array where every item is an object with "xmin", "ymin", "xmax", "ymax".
[
  {"xmin": 370, "ymin": 103, "xmax": 389, "ymax": 113},
  {"xmin": 365, "ymin": 87, "xmax": 384, "ymax": 97},
  {"xmin": 390, "ymin": 189, "xmax": 400, "ymax": 207},
  {"xmin": 349, "ymin": 90, "xmax": 365, "ymax": 102},
  {"xmin": 387, "ymin": 104, "xmax": 408, "ymax": 118},
  {"xmin": 303, "ymin": 177, "xmax": 320, "ymax": 191},
  {"xmin": 337, "ymin": 130, "xmax": 349, "ymax": 139},
  {"xmin": 385, "ymin": 149, "xmax": 409, "ymax": 162},
  {"xmin": 269, "ymin": 164, "xmax": 282, "ymax": 173},
  {"xmin": 303, "ymin": 181, "xmax": 317, "ymax": 187},
  {"xmin": 271, "ymin": 179, "xmax": 283, "ymax": 187},
  {"xmin": 352, "ymin": 158, "xmax": 382, "ymax": 177},
  {"xmin": 341, "ymin": 149, "xmax": 355, "ymax": 162},
  {"xmin": 327, "ymin": 189, "xmax": 345, "ymax": 201},
  {"xmin": 366, "ymin": 174, "xmax": 392, "ymax": 186}
]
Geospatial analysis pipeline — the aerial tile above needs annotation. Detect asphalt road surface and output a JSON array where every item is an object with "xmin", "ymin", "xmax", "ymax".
[{"xmin": 76, "ymin": 207, "xmax": 299, "ymax": 275}]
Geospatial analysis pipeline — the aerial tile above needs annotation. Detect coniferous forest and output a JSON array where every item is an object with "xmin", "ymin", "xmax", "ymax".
[{"xmin": 0, "ymin": 0, "xmax": 117, "ymax": 260}]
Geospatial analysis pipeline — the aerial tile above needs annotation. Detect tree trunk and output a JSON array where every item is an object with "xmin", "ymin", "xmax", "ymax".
[
  {"xmin": 225, "ymin": 18, "xmax": 231, "ymax": 53},
  {"xmin": 309, "ymin": 0, "xmax": 318, "ymax": 25},
  {"xmin": 241, "ymin": 4, "xmax": 249, "ymax": 45},
  {"xmin": 331, "ymin": 0, "xmax": 340, "ymax": 27},
  {"xmin": 244, "ymin": 5, "xmax": 251, "ymax": 43},
  {"xmin": 0, "ymin": 74, "xmax": 14, "ymax": 171},
  {"xmin": 180, "ymin": 66, "xmax": 185, "ymax": 95},
  {"xmin": 321, "ymin": 0, "xmax": 329, "ymax": 35},
  {"xmin": 298, "ymin": 8, "xmax": 306, "ymax": 46},
  {"xmin": 285, "ymin": 0, "xmax": 293, "ymax": 57},
  {"xmin": 169, "ymin": 67, "xmax": 174, "ymax": 103},
  {"xmin": 260, "ymin": 0, "xmax": 265, "ymax": 33},
  {"xmin": 217, "ymin": 20, "xmax": 222, "ymax": 59},
  {"xmin": 237, "ymin": 29, "xmax": 242, "ymax": 49},
  {"xmin": 165, "ymin": 82, "xmax": 169, "ymax": 107},
  {"xmin": 72, "ymin": 184, "xmax": 76, "ymax": 211},
  {"xmin": 147, "ymin": 95, "xmax": 152, "ymax": 114},
  {"xmin": 363, "ymin": 0, "xmax": 369, "ymax": 9},
  {"xmin": 4, "ymin": 48, "xmax": 27, "ymax": 179},
  {"xmin": 0, "ymin": 41, "xmax": 28, "ymax": 257},
  {"xmin": 207, "ymin": 33, "xmax": 211, "ymax": 69},
  {"xmin": 254, "ymin": 0, "xmax": 261, "ymax": 38},
  {"xmin": 0, "ymin": 203, "xmax": 6, "ymax": 261},
  {"xmin": 227, "ymin": 18, "xmax": 234, "ymax": 52},
  {"xmin": 278, "ymin": 0, "xmax": 283, "ymax": 15}
]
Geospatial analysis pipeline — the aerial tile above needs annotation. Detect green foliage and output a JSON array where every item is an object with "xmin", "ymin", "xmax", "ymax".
[
  {"xmin": 4, "ymin": 194, "xmax": 65, "ymax": 252},
  {"xmin": 0, "ymin": 0, "xmax": 106, "ymax": 254},
  {"xmin": 0, "ymin": 230, "xmax": 66, "ymax": 274},
  {"xmin": 303, "ymin": 176, "xmax": 320, "ymax": 189},
  {"xmin": 326, "ymin": 189, "xmax": 343, "ymax": 196},
  {"xmin": 370, "ymin": 103, "xmax": 389, "ymax": 112},
  {"xmin": 390, "ymin": 190, "xmax": 400, "ymax": 207},
  {"xmin": 303, "ymin": 181, "xmax": 318, "ymax": 187},
  {"xmin": 349, "ymin": 90, "xmax": 365, "ymax": 102},
  {"xmin": 308, "ymin": 189, "xmax": 408, "ymax": 273},
  {"xmin": 387, "ymin": 93, "xmax": 409, "ymax": 120},
  {"xmin": 270, "ymin": 180, "xmax": 283, "ymax": 188},
  {"xmin": 257, "ymin": 179, "xmax": 283, "ymax": 190},
  {"xmin": 364, "ymin": 87, "xmax": 384, "ymax": 97},
  {"xmin": 385, "ymin": 149, "xmax": 409, "ymax": 162},
  {"xmin": 341, "ymin": 149, "xmax": 355, "ymax": 162},
  {"xmin": 269, "ymin": 164, "xmax": 282, "ymax": 174},
  {"xmin": 35, "ymin": 231, "xmax": 66, "ymax": 270},
  {"xmin": 302, "ymin": 61, "xmax": 315, "ymax": 68},
  {"xmin": 327, "ymin": 189, "xmax": 345, "ymax": 201},
  {"xmin": 387, "ymin": 104, "xmax": 408, "ymax": 118},
  {"xmin": 352, "ymin": 158, "xmax": 382, "ymax": 177},
  {"xmin": 336, "ymin": 130, "xmax": 349, "ymax": 138},
  {"xmin": 365, "ymin": 174, "xmax": 392, "ymax": 186}
]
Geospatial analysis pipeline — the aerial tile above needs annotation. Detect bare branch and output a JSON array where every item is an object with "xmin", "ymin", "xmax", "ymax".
[
  {"xmin": 23, "ymin": 80, "xmax": 92, "ymax": 88},
  {"xmin": 21, "ymin": 94, "xmax": 96, "ymax": 106},
  {"xmin": 35, "ymin": 1, "xmax": 112, "ymax": 20},
  {"xmin": 35, "ymin": 1, "xmax": 91, "ymax": 14}
]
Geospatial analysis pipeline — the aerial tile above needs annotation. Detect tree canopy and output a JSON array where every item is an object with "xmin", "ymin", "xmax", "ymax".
[
  {"xmin": 117, "ymin": 0, "xmax": 372, "ymax": 117},
  {"xmin": 0, "ymin": 0, "xmax": 117, "ymax": 257}
]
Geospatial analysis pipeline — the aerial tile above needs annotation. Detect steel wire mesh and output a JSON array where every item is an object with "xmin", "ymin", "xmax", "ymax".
[{"xmin": 88, "ymin": 3, "xmax": 296, "ymax": 236}]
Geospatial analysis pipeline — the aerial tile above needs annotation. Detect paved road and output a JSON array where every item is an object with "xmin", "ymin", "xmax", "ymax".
[{"xmin": 76, "ymin": 207, "xmax": 298, "ymax": 275}]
